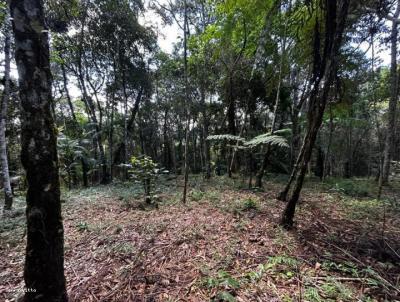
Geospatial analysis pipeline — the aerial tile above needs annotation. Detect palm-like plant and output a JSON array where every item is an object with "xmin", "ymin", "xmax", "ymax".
[{"xmin": 58, "ymin": 134, "xmax": 91, "ymax": 188}]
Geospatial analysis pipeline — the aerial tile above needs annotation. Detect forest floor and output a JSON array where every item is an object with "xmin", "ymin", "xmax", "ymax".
[{"xmin": 0, "ymin": 175, "xmax": 399, "ymax": 302}]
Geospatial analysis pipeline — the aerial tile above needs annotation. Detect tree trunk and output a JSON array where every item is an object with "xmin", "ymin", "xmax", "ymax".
[
  {"xmin": 1, "ymin": 15, "xmax": 13, "ymax": 211},
  {"xmin": 108, "ymin": 95, "xmax": 115, "ymax": 181},
  {"xmin": 182, "ymin": 0, "xmax": 190, "ymax": 203},
  {"xmin": 81, "ymin": 158, "xmax": 89, "ymax": 187},
  {"xmin": 255, "ymin": 148, "xmax": 271, "ymax": 187},
  {"xmin": 113, "ymin": 88, "xmax": 142, "ymax": 165},
  {"xmin": 380, "ymin": 3, "xmax": 400, "ymax": 186},
  {"xmin": 280, "ymin": 0, "xmax": 350, "ymax": 228},
  {"xmin": 75, "ymin": 20, "xmax": 109, "ymax": 184},
  {"xmin": 323, "ymin": 106, "xmax": 334, "ymax": 180},
  {"xmin": 227, "ymin": 74, "xmax": 236, "ymax": 178},
  {"xmin": 61, "ymin": 60, "xmax": 77, "ymax": 122},
  {"xmin": 163, "ymin": 108, "xmax": 171, "ymax": 169},
  {"xmin": 256, "ymin": 12, "xmax": 287, "ymax": 187},
  {"xmin": 315, "ymin": 145, "xmax": 324, "ymax": 180},
  {"xmin": 281, "ymin": 116, "xmax": 325, "ymax": 227},
  {"xmin": 61, "ymin": 59, "xmax": 88, "ymax": 187},
  {"xmin": 123, "ymin": 78, "xmax": 129, "ymax": 180},
  {"xmin": 10, "ymin": 0, "xmax": 67, "ymax": 300}
]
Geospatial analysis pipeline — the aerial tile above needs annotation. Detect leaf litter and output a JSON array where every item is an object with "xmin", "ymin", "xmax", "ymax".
[{"xmin": 0, "ymin": 176, "xmax": 399, "ymax": 301}]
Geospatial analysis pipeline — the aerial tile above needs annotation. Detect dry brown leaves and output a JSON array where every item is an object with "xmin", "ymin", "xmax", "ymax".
[{"xmin": 0, "ymin": 178, "xmax": 399, "ymax": 301}]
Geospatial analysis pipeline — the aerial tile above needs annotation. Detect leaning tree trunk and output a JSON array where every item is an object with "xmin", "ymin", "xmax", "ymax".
[
  {"xmin": 10, "ymin": 0, "xmax": 68, "ymax": 301},
  {"xmin": 1, "ymin": 14, "xmax": 13, "ymax": 212},
  {"xmin": 380, "ymin": 3, "xmax": 400, "ymax": 187},
  {"xmin": 280, "ymin": 0, "xmax": 350, "ymax": 228}
]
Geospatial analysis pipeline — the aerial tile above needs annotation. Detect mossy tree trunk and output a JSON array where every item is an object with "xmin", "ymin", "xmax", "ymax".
[{"xmin": 10, "ymin": 0, "xmax": 68, "ymax": 300}]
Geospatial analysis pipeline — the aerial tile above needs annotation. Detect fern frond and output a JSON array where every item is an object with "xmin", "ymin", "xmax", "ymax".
[
  {"xmin": 273, "ymin": 128, "xmax": 292, "ymax": 136},
  {"xmin": 244, "ymin": 134, "xmax": 289, "ymax": 148},
  {"xmin": 206, "ymin": 134, "xmax": 245, "ymax": 142}
]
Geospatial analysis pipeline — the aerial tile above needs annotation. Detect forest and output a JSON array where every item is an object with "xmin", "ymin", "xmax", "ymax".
[{"xmin": 0, "ymin": 0, "xmax": 400, "ymax": 301}]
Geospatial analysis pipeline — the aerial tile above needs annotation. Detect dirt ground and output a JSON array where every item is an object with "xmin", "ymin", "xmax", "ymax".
[{"xmin": 1, "ymin": 176, "xmax": 399, "ymax": 301}]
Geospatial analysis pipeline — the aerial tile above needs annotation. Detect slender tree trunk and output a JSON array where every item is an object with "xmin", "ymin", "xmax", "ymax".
[
  {"xmin": 123, "ymin": 76, "xmax": 129, "ymax": 180},
  {"xmin": 81, "ymin": 158, "xmax": 89, "ymax": 187},
  {"xmin": 281, "ymin": 116, "xmax": 325, "ymax": 227},
  {"xmin": 290, "ymin": 110, "xmax": 300, "ymax": 169},
  {"xmin": 1, "ymin": 14, "xmax": 13, "ymax": 211},
  {"xmin": 61, "ymin": 60, "xmax": 88, "ymax": 187},
  {"xmin": 109, "ymin": 96, "xmax": 115, "ymax": 181},
  {"xmin": 227, "ymin": 74, "xmax": 236, "ymax": 178},
  {"xmin": 255, "ymin": 12, "xmax": 287, "ymax": 187},
  {"xmin": 75, "ymin": 21, "xmax": 109, "ymax": 184},
  {"xmin": 323, "ymin": 106, "xmax": 334, "ymax": 180},
  {"xmin": 113, "ymin": 88, "xmax": 142, "ymax": 165},
  {"xmin": 315, "ymin": 145, "xmax": 324, "ymax": 179},
  {"xmin": 380, "ymin": 3, "xmax": 400, "ymax": 186},
  {"xmin": 182, "ymin": 0, "xmax": 190, "ymax": 203},
  {"xmin": 280, "ymin": 0, "xmax": 350, "ymax": 228},
  {"xmin": 163, "ymin": 108, "xmax": 171, "ymax": 169},
  {"xmin": 61, "ymin": 61, "xmax": 77, "ymax": 122},
  {"xmin": 170, "ymin": 131, "xmax": 177, "ymax": 174},
  {"xmin": 10, "ymin": 0, "xmax": 67, "ymax": 300}
]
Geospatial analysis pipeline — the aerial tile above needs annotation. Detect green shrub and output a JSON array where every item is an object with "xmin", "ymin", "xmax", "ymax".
[
  {"xmin": 242, "ymin": 198, "xmax": 258, "ymax": 211},
  {"xmin": 129, "ymin": 155, "xmax": 165, "ymax": 204},
  {"xmin": 327, "ymin": 178, "xmax": 371, "ymax": 197},
  {"xmin": 189, "ymin": 189, "xmax": 205, "ymax": 201},
  {"xmin": 76, "ymin": 221, "xmax": 89, "ymax": 232}
]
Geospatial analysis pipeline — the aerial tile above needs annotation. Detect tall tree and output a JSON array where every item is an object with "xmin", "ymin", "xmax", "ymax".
[
  {"xmin": 1, "ymin": 10, "xmax": 13, "ymax": 211},
  {"xmin": 279, "ymin": 0, "xmax": 351, "ymax": 228},
  {"xmin": 10, "ymin": 0, "xmax": 67, "ymax": 300},
  {"xmin": 380, "ymin": 0, "xmax": 400, "ymax": 186},
  {"xmin": 182, "ymin": 0, "xmax": 190, "ymax": 203}
]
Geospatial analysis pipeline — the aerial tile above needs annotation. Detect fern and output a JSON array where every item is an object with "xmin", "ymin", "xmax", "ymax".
[
  {"xmin": 244, "ymin": 134, "xmax": 289, "ymax": 148},
  {"xmin": 272, "ymin": 128, "xmax": 292, "ymax": 136},
  {"xmin": 206, "ymin": 134, "xmax": 245, "ymax": 142},
  {"xmin": 207, "ymin": 131, "xmax": 289, "ymax": 149}
]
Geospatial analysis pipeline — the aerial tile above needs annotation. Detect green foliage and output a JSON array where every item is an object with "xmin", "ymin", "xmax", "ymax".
[
  {"xmin": 129, "ymin": 155, "xmax": 165, "ymax": 203},
  {"xmin": 130, "ymin": 155, "xmax": 158, "ymax": 181},
  {"xmin": 189, "ymin": 189, "xmax": 206, "ymax": 201},
  {"xmin": 326, "ymin": 178, "xmax": 371, "ymax": 197},
  {"xmin": 207, "ymin": 130, "xmax": 290, "ymax": 150},
  {"xmin": 206, "ymin": 271, "xmax": 240, "ymax": 289},
  {"xmin": 215, "ymin": 291, "xmax": 236, "ymax": 302},
  {"xmin": 304, "ymin": 287, "xmax": 322, "ymax": 302},
  {"xmin": 204, "ymin": 270, "xmax": 240, "ymax": 301},
  {"xmin": 304, "ymin": 278, "xmax": 356, "ymax": 302},
  {"xmin": 207, "ymin": 134, "xmax": 245, "ymax": 142},
  {"xmin": 244, "ymin": 133, "xmax": 289, "ymax": 148},
  {"xmin": 267, "ymin": 255, "xmax": 298, "ymax": 269},
  {"xmin": 241, "ymin": 198, "xmax": 258, "ymax": 211},
  {"xmin": 76, "ymin": 221, "xmax": 89, "ymax": 232},
  {"xmin": 245, "ymin": 264, "xmax": 267, "ymax": 282},
  {"xmin": 110, "ymin": 242, "xmax": 134, "ymax": 255},
  {"xmin": 57, "ymin": 133, "xmax": 92, "ymax": 187}
]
